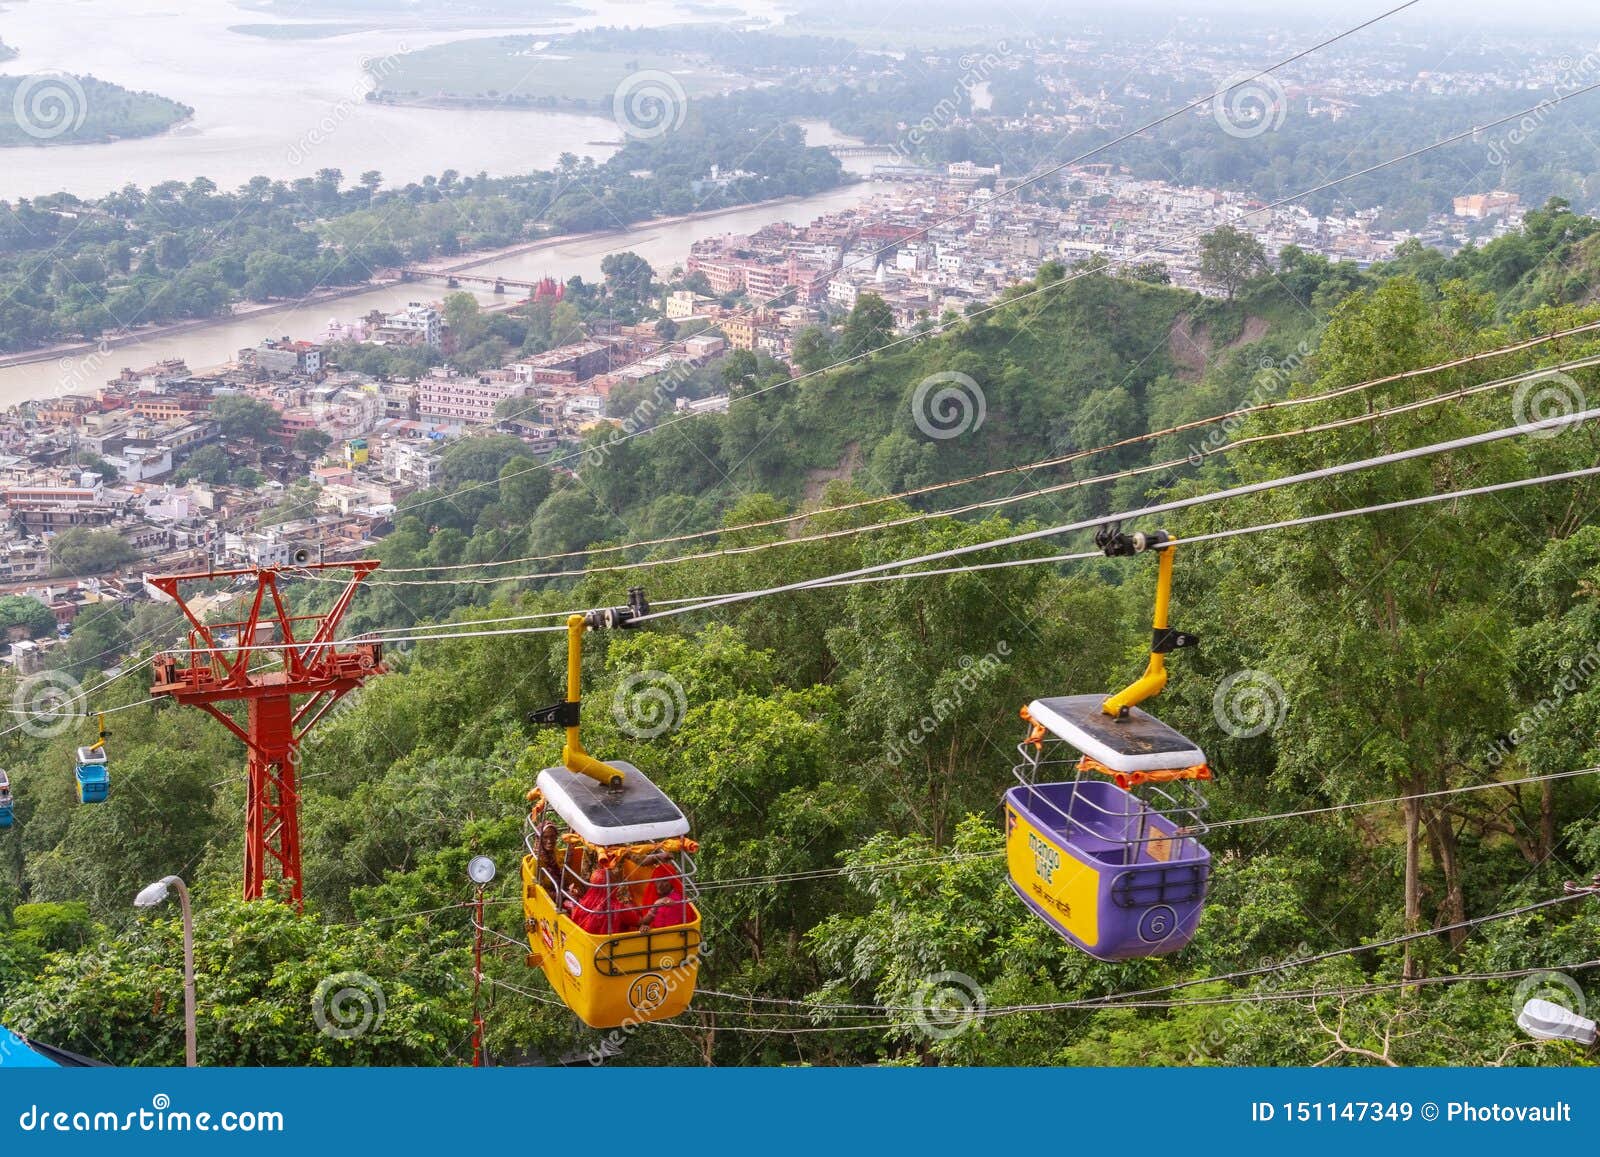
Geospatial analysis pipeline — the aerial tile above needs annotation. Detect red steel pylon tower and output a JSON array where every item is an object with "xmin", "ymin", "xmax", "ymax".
[{"xmin": 148, "ymin": 562, "xmax": 384, "ymax": 908}]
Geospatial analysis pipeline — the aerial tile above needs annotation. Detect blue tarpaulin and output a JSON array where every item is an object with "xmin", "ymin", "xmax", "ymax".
[{"xmin": 0, "ymin": 1025, "xmax": 60, "ymax": 1067}]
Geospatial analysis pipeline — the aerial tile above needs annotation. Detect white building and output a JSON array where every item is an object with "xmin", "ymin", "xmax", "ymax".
[
  {"xmin": 382, "ymin": 302, "xmax": 442, "ymax": 348},
  {"xmin": 384, "ymin": 439, "xmax": 444, "ymax": 487}
]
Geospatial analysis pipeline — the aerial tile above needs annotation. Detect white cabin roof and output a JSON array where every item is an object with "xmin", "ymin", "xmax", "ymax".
[
  {"xmin": 1028, "ymin": 695, "xmax": 1207, "ymax": 773},
  {"xmin": 537, "ymin": 761, "xmax": 689, "ymax": 846}
]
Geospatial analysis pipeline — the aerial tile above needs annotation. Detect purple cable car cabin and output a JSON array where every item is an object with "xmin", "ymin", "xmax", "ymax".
[{"xmin": 1005, "ymin": 695, "xmax": 1212, "ymax": 961}]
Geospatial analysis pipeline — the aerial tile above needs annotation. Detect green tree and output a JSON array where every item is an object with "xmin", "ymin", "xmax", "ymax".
[
  {"xmin": 497, "ymin": 456, "xmax": 551, "ymax": 515},
  {"xmin": 1199, "ymin": 225, "xmax": 1268, "ymax": 300},
  {"xmin": 3, "ymin": 894, "xmax": 466, "ymax": 1066},
  {"xmin": 841, "ymin": 293, "xmax": 895, "ymax": 354},
  {"xmin": 175, "ymin": 444, "xmax": 231, "ymax": 486},
  {"xmin": 0, "ymin": 595, "xmax": 56, "ymax": 639},
  {"xmin": 211, "ymin": 395, "xmax": 282, "ymax": 442},
  {"xmin": 48, "ymin": 528, "xmax": 136, "ymax": 576},
  {"xmin": 601, "ymin": 250, "xmax": 655, "ymax": 303},
  {"xmin": 294, "ymin": 430, "xmax": 334, "ymax": 458}
]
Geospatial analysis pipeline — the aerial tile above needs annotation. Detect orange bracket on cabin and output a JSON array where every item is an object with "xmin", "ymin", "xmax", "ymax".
[{"xmin": 1075, "ymin": 755, "xmax": 1213, "ymax": 792}]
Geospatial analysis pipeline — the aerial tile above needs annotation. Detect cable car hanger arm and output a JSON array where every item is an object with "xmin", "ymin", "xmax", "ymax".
[
  {"xmin": 1095, "ymin": 526, "xmax": 1197, "ymax": 718},
  {"xmin": 528, "ymin": 587, "xmax": 651, "ymax": 788}
]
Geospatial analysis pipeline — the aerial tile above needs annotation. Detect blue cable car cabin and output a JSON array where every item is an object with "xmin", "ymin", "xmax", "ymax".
[
  {"xmin": 74, "ymin": 743, "xmax": 109, "ymax": 804},
  {"xmin": 0, "ymin": 770, "xmax": 13, "ymax": 828}
]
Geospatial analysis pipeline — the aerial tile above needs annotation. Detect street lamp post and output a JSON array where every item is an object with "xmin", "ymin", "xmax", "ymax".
[
  {"xmin": 135, "ymin": 875, "xmax": 196, "ymax": 1067},
  {"xmin": 1516, "ymin": 875, "xmax": 1600, "ymax": 1048},
  {"xmin": 467, "ymin": 856, "xmax": 497, "ymax": 1069}
]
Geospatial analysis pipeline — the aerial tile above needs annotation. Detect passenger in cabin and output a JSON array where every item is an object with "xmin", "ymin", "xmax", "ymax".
[
  {"xmin": 569, "ymin": 861, "xmax": 643, "ymax": 935},
  {"xmin": 638, "ymin": 853, "xmax": 689, "ymax": 930},
  {"xmin": 533, "ymin": 822, "xmax": 561, "ymax": 896}
]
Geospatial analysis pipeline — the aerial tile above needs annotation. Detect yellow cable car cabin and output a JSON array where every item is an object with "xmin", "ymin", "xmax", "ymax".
[
  {"xmin": 520, "ymin": 589, "xmax": 702, "ymax": 1029},
  {"xmin": 523, "ymin": 766, "xmax": 701, "ymax": 1029}
]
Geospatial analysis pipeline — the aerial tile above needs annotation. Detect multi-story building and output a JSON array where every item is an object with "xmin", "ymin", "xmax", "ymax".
[
  {"xmin": 244, "ymin": 338, "xmax": 324, "ymax": 377},
  {"xmin": 417, "ymin": 372, "xmax": 522, "ymax": 425},
  {"xmin": 384, "ymin": 439, "xmax": 444, "ymax": 487},
  {"xmin": 508, "ymin": 342, "xmax": 611, "ymax": 385},
  {"xmin": 377, "ymin": 302, "xmax": 443, "ymax": 348}
]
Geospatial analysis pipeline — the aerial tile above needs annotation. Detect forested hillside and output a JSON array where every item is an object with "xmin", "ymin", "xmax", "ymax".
[{"xmin": 8, "ymin": 204, "xmax": 1600, "ymax": 1066}]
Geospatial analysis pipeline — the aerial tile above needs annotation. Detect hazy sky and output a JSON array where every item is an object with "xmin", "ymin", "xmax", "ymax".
[{"xmin": 947, "ymin": 0, "xmax": 1598, "ymax": 34}]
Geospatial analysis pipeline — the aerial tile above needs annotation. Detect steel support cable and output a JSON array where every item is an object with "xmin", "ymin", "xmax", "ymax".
[
  {"xmin": 374, "ymin": 324, "xmax": 1600, "ymax": 576},
  {"xmin": 152, "ymin": 451, "xmax": 1600, "ymax": 660},
  {"xmin": 679, "ymin": 900, "xmax": 1594, "ymax": 1029},
  {"xmin": 632, "ymin": 409, "xmax": 1600, "ymax": 624},
  {"xmin": 687, "ymin": 961, "xmax": 1600, "ymax": 1034},
  {"xmin": 693, "ymin": 765, "xmax": 1600, "ymax": 894},
  {"xmin": 348, "ymin": 351, "xmax": 1600, "ymax": 589}
]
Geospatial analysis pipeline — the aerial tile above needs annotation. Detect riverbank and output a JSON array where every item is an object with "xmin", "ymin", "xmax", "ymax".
[
  {"xmin": 420, "ymin": 182, "xmax": 865, "ymax": 276},
  {"xmin": 0, "ymin": 280, "xmax": 398, "ymax": 374},
  {"xmin": 0, "ymin": 77, "xmax": 194, "ymax": 150},
  {"xmin": 0, "ymin": 182, "xmax": 866, "ymax": 377}
]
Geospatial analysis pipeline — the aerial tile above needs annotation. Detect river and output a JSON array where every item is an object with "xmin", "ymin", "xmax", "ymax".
[
  {"xmin": 0, "ymin": 0, "xmax": 799, "ymax": 200},
  {"xmin": 0, "ymin": 0, "xmax": 895, "ymax": 408},
  {"xmin": 0, "ymin": 176, "xmax": 893, "ymax": 407}
]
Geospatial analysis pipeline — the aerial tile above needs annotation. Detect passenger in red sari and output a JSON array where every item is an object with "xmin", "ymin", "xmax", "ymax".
[
  {"xmin": 640, "ymin": 863, "xmax": 688, "ymax": 929},
  {"xmin": 570, "ymin": 862, "xmax": 642, "ymax": 935}
]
